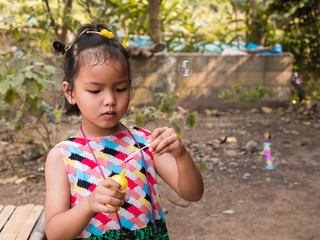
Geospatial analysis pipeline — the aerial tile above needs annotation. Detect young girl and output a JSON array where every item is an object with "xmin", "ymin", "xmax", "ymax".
[{"xmin": 45, "ymin": 23, "xmax": 204, "ymax": 240}]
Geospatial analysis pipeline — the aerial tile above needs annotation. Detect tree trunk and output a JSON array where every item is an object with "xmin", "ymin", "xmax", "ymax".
[
  {"xmin": 148, "ymin": 0, "xmax": 162, "ymax": 44},
  {"xmin": 60, "ymin": 0, "xmax": 73, "ymax": 43}
]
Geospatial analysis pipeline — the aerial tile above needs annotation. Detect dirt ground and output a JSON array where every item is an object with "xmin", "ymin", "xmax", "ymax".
[{"xmin": 1, "ymin": 105, "xmax": 320, "ymax": 240}]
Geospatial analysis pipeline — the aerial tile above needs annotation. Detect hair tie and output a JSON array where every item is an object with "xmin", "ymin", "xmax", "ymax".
[
  {"xmin": 53, "ymin": 41, "xmax": 69, "ymax": 55},
  {"xmin": 64, "ymin": 46, "xmax": 69, "ymax": 54},
  {"xmin": 87, "ymin": 29, "xmax": 114, "ymax": 39}
]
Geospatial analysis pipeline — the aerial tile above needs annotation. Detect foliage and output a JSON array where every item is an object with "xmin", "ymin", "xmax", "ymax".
[
  {"xmin": 218, "ymin": 80, "xmax": 272, "ymax": 104},
  {"xmin": 214, "ymin": 0, "xmax": 320, "ymax": 82},
  {"xmin": 1, "ymin": 0, "xmax": 319, "ymax": 151},
  {"xmin": 77, "ymin": 0, "xmax": 150, "ymax": 42},
  {"xmin": 160, "ymin": 0, "xmax": 205, "ymax": 52},
  {"xmin": 0, "ymin": 8, "xmax": 62, "ymax": 150},
  {"xmin": 0, "ymin": 51, "xmax": 61, "ymax": 150},
  {"xmin": 304, "ymin": 78, "xmax": 320, "ymax": 102},
  {"xmin": 266, "ymin": 0, "xmax": 320, "ymax": 79},
  {"xmin": 196, "ymin": 161, "xmax": 209, "ymax": 174},
  {"xmin": 125, "ymin": 91, "xmax": 197, "ymax": 137}
]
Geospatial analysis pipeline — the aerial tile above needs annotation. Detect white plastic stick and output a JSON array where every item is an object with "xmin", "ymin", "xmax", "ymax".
[{"xmin": 123, "ymin": 144, "xmax": 149, "ymax": 162}]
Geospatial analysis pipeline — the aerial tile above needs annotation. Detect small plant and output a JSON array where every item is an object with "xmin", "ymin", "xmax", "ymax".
[
  {"xmin": 196, "ymin": 161, "xmax": 209, "ymax": 174},
  {"xmin": 305, "ymin": 78, "xmax": 320, "ymax": 102},
  {"xmin": 290, "ymin": 78, "xmax": 320, "ymax": 113},
  {"xmin": 0, "ymin": 51, "xmax": 61, "ymax": 150},
  {"xmin": 125, "ymin": 91, "xmax": 197, "ymax": 137},
  {"xmin": 218, "ymin": 80, "xmax": 272, "ymax": 104}
]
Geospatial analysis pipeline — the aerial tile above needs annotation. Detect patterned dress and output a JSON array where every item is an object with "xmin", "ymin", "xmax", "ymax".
[{"xmin": 56, "ymin": 126, "xmax": 169, "ymax": 239}]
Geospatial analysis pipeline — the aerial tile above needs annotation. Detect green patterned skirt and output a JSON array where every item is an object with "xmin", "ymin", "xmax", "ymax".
[{"xmin": 76, "ymin": 219, "xmax": 169, "ymax": 240}]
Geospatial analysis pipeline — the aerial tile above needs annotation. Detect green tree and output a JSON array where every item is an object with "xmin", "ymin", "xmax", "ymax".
[
  {"xmin": 0, "ymin": 1, "xmax": 62, "ymax": 149},
  {"xmin": 266, "ymin": 0, "xmax": 320, "ymax": 79}
]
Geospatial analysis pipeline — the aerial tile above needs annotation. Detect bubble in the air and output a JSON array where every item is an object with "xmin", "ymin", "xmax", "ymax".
[
  {"xmin": 178, "ymin": 60, "xmax": 193, "ymax": 76},
  {"xmin": 256, "ymin": 142, "xmax": 281, "ymax": 170},
  {"xmin": 291, "ymin": 72, "xmax": 302, "ymax": 85}
]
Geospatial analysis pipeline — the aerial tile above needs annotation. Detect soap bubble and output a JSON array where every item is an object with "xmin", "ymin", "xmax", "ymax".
[
  {"xmin": 256, "ymin": 142, "xmax": 281, "ymax": 170},
  {"xmin": 291, "ymin": 72, "xmax": 302, "ymax": 85},
  {"xmin": 178, "ymin": 60, "xmax": 193, "ymax": 76}
]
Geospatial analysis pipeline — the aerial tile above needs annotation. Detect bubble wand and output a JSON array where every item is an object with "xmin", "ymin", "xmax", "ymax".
[{"xmin": 123, "ymin": 144, "xmax": 150, "ymax": 163}]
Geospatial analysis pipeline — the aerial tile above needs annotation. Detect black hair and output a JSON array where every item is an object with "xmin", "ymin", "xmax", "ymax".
[{"xmin": 53, "ymin": 23, "xmax": 134, "ymax": 115}]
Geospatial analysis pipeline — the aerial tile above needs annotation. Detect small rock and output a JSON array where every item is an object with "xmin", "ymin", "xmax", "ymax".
[
  {"xmin": 0, "ymin": 141, "xmax": 8, "ymax": 146},
  {"xmin": 244, "ymin": 140, "xmax": 258, "ymax": 153},
  {"xmin": 228, "ymin": 142, "xmax": 241, "ymax": 150},
  {"xmin": 280, "ymin": 117, "xmax": 291, "ymax": 123},
  {"xmin": 206, "ymin": 140, "xmax": 220, "ymax": 149},
  {"xmin": 205, "ymin": 123, "xmax": 215, "ymax": 129},
  {"xmin": 250, "ymin": 108, "xmax": 259, "ymax": 114},
  {"xmin": 261, "ymin": 106, "xmax": 273, "ymax": 113},
  {"xmin": 290, "ymin": 130, "xmax": 300, "ymax": 135},
  {"xmin": 226, "ymin": 137, "xmax": 238, "ymax": 143},
  {"xmin": 223, "ymin": 209, "xmax": 235, "ymax": 215},
  {"xmin": 300, "ymin": 158, "xmax": 309, "ymax": 162},
  {"xmin": 209, "ymin": 158, "xmax": 219, "ymax": 165},
  {"xmin": 224, "ymin": 149, "xmax": 246, "ymax": 158},
  {"xmin": 242, "ymin": 173, "xmax": 251, "ymax": 180},
  {"xmin": 228, "ymin": 162, "xmax": 238, "ymax": 167},
  {"xmin": 313, "ymin": 123, "xmax": 320, "ymax": 129}
]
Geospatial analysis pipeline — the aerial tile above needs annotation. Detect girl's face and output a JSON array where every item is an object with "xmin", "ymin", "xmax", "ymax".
[{"xmin": 64, "ymin": 59, "xmax": 131, "ymax": 136}]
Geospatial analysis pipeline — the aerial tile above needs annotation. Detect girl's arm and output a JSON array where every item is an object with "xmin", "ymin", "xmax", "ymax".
[
  {"xmin": 45, "ymin": 147, "xmax": 128, "ymax": 240},
  {"xmin": 148, "ymin": 127, "xmax": 204, "ymax": 202}
]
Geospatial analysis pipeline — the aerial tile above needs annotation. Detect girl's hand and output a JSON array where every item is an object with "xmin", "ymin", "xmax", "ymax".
[
  {"xmin": 88, "ymin": 178, "xmax": 129, "ymax": 213},
  {"xmin": 148, "ymin": 127, "xmax": 204, "ymax": 202},
  {"xmin": 148, "ymin": 127, "xmax": 186, "ymax": 158}
]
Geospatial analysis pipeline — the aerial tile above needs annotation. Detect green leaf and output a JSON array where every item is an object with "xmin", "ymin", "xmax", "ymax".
[
  {"xmin": 25, "ymin": 72, "xmax": 33, "ymax": 79},
  {"xmin": 44, "ymin": 65, "xmax": 56, "ymax": 75},
  {"xmin": 26, "ymin": 95, "xmax": 40, "ymax": 114},
  {"xmin": 169, "ymin": 120, "xmax": 181, "ymax": 138},
  {"xmin": 197, "ymin": 161, "xmax": 208, "ymax": 174},
  {"xmin": 12, "ymin": 27, "xmax": 20, "ymax": 40},
  {"xmin": 186, "ymin": 113, "xmax": 197, "ymax": 128},
  {"xmin": 6, "ymin": 63, "xmax": 16, "ymax": 74},
  {"xmin": 12, "ymin": 73, "xmax": 24, "ymax": 88},
  {"xmin": 52, "ymin": 109, "xmax": 62, "ymax": 122},
  {"xmin": 0, "ymin": 79, "xmax": 11, "ymax": 94},
  {"xmin": 24, "ymin": 78, "xmax": 38, "ymax": 98},
  {"xmin": 3, "ymin": 88, "xmax": 16, "ymax": 104},
  {"xmin": 32, "ymin": 72, "xmax": 46, "ymax": 88},
  {"xmin": 16, "ymin": 110, "xmax": 23, "ymax": 119}
]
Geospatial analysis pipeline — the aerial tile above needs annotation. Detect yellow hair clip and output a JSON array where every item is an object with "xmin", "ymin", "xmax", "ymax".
[
  {"xmin": 100, "ymin": 29, "xmax": 114, "ymax": 38},
  {"xmin": 64, "ymin": 46, "xmax": 69, "ymax": 53},
  {"xmin": 87, "ymin": 29, "xmax": 114, "ymax": 39}
]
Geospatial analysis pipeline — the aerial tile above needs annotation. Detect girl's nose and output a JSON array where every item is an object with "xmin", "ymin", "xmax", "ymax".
[{"xmin": 103, "ymin": 91, "xmax": 116, "ymax": 106}]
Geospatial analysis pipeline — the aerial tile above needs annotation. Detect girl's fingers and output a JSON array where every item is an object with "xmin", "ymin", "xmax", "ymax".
[
  {"xmin": 150, "ymin": 127, "xmax": 167, "ymax": 140},
  {"xmin": 98, "ymin": 204, "xmax": 119, "ymax": 213},
  {"xmin": 149, "ymin": 128, "xmax": 180, "ymax": 154},
  {"xmin": 106, "ymin": 196, "xmax": 125, "ymax": 208},
  {"xmin": 153, "ymin": 134, "xmax": 177, "ymax": 154},
  {"xmin": 101, "ymin": 178, "xmax": 123, "ymax": 191},
  {"xmin": 89, "ymin": 179, "xmax": 129, "ymax": 213}
]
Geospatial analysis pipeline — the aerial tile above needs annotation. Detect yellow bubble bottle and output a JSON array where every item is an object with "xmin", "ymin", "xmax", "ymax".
[
  {"xmin": 110, "ymin": 170, "xmax": 128, "ymax": 193},
  {"xmin": 107, "ymin": 170, "xmax": 128, "ymax": 208}
]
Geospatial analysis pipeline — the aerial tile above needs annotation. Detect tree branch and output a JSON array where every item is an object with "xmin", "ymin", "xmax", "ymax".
[{"xmin": 41, "ymin": 0, "xmax": 59, "ymax": 37}]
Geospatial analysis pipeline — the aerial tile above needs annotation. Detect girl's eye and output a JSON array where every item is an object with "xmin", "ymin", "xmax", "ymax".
[
  {"xmin": 116, "ymin": 88, "xmax": 127, "ymax": 92},
  {"xmin": 88, "ymin": 90, "xmax": 100, "ymax": 94}
]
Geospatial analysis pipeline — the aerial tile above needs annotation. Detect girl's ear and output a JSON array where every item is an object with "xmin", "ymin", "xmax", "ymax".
[{"xmin": 62, "ymin": 81, "xmax": 76, "ymax": 105}]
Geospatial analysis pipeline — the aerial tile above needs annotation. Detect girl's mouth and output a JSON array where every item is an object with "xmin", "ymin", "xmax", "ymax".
[{"xmin": 102, "ymin": 111, "xmax": 116, "ymax": 119}]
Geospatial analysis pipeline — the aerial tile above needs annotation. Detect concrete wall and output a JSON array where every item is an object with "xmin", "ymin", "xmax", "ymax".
[{"xmin": 130, "ymin": 52, "xmax": 293, "ymax": 110}]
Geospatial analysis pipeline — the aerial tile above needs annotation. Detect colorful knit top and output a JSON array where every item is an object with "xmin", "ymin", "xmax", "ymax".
[{"xmin": 56, "ymin": 126, "xmax": 169, "ymax": 239}]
